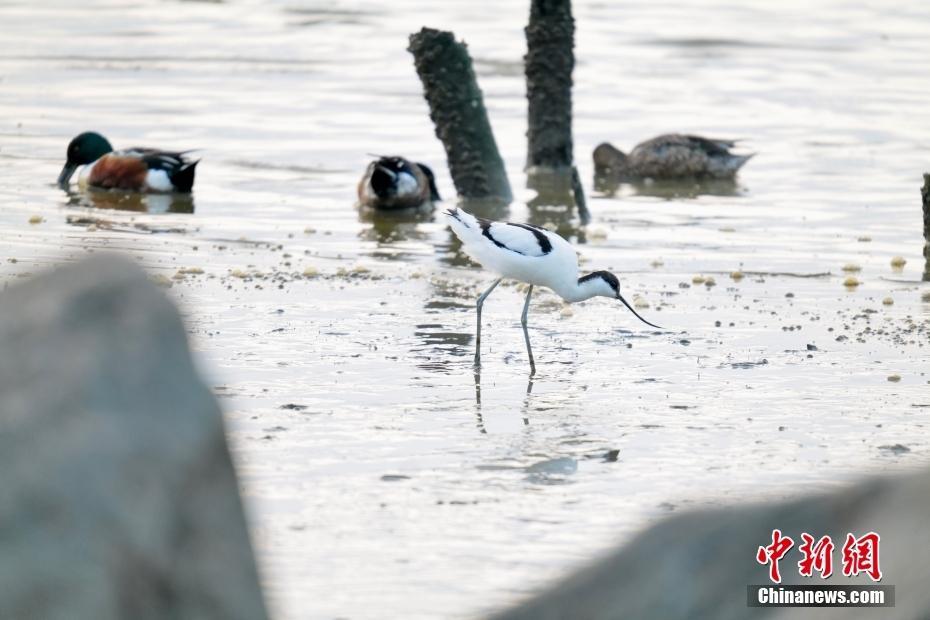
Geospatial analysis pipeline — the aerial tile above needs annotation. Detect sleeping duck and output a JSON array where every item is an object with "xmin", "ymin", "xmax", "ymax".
[
  {"xmin": 593, "ymin": 134, "xmax": 753, "ymax": 180},
  {"xmin": 357, "ymin": 156, "xmax": 440, "ymax": 209}
]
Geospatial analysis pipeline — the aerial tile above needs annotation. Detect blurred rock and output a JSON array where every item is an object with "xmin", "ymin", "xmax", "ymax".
[
  {"xmin": 0, "ymin": 257, "xmax": 268, "ymax": 620},
  {"xmin": 492, "ymin": 469, "xmax": 930, "ymax": 620}
]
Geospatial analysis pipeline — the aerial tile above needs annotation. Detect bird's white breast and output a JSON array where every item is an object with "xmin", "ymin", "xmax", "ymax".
[
  {"xmin": 396, "ymin": 171, "xmax": 418, "ymax": 196},
  {"xmin": 77, "ymin": 160, "xmax": 97, "ymax": 188},
  {"xmin": 145, "ymin": 169, "xmax": 173, "ymax": 192}
]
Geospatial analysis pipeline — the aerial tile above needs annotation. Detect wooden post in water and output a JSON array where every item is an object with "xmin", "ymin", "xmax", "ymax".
[
  {"xmin": 922, "ymin": 174, "xmax": 930, "ymax": 281},
  {"xmin": 524, "ymin": 0, "xmax": 588, "ymax": 221},
  {"xmin": 408, "ymin": 28, "xmax": 512, "ymax": 203},
  {"xmin": 525, "ymin": 0, "xmax": 574, "ymax": 172}
]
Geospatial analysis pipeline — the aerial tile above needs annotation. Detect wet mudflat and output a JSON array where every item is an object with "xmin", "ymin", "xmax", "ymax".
[{"xmin": 1, "ymin": 1, "xmax": 930, "ymax": 618}]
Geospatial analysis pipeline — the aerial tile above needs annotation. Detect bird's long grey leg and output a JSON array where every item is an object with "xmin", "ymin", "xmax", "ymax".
[
  {"xmin": 521, "ymin": 285, "xmax": 536, "ymax": 375},
  {"xmin": 474, "ymin": 278, "xmax": 502, "ymax": 368}
]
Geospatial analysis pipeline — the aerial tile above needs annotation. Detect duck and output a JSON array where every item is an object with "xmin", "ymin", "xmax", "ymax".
[
  {"xmin": 57, "ymin": 131, "xmax": 199, "ymax": 193},
  {"xmin": 357, "ymin": 156, "xmax": 440, "ymax": 209},
  {"xmin": 593, "ymin": 134, "xmax": 753, "ymax": 180}
]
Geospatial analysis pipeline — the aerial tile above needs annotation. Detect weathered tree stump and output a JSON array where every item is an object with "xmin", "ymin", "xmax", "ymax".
[
  {"xmin": 523, "ymin": 0, "xmax": 588, "ymax": 220},
  {"xmin": 525, "ymin": 0, "xmax": 575, "ymax": 171},
  {"xmin": 922, "ymin": 174, "xmax": 930, "ymax": 281},
  {"xmin": 408, "ymin": 28, "xmax": 512, "ymax": 203}
]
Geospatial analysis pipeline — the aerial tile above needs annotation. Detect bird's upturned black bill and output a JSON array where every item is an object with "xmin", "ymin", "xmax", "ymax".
[
  {"xmin": 617, "ymin": 293, "xmax": 664, "ymax": 329},
  {"xmin": 57, "ymin": 163, "xmax": 78, "ymax": 187}
]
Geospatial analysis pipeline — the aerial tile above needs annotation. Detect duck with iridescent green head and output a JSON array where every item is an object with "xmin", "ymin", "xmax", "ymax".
[{"xmin": 58, "ymin": 131, "xmax": 199, "ymax": 193}]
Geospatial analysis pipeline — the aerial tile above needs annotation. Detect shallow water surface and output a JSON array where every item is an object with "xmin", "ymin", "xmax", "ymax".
[{"xmin": 2, "ymin": 1, "xmax": 930, "ymax": 618}]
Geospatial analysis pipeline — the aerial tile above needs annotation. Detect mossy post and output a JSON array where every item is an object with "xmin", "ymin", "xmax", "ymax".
[
  {"xmin": 524, "ymin": 0, "xmax": 588, "ymax": 220},
  {"xmin": 525, "ymin": 0, "xmax": 575, "ymax": 172},
  {"xmin": 922, "ymin": 174, "xmax": 930, "ymax": 281},
  {"xmin": 408, "ymin": 28, "xmax": 512, "ymax": 203}
]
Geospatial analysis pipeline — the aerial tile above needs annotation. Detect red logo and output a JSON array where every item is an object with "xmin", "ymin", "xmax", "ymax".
[
  {"xmin": 798, "ymin": 534, "xmax": 834, "ymax": 579},
  {"xmin": 757, "ymin": 530, "xmax": 882, "ymax": 583},
  {"xmin": 842, "ymin": 532, "xmax": 882, "ymax": 581},
  {"xmin": 756, "ymin": 529, "xmax": 794, "ymax": 584}
]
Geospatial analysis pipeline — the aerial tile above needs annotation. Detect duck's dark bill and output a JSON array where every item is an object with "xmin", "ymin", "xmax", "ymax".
[
  {"xmin": 617, "ymin": 293, "xmax": 663, "ymax": 330},
  {"xmin": 57, "ymin": 163, "xmax": 78, "ymax": 186}
]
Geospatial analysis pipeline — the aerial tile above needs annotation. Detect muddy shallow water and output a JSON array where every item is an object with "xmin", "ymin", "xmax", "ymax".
[{"xmin": 2, "ymin": 0, "xmax": 930, "ymax": 618}]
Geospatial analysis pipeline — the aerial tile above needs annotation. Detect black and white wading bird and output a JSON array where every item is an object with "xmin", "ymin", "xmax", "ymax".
[
  {"xmin": 445, "ymin": 208, "xmax": 662, "ymax": 374},
  {"xmin": 357, "ymin": 156, "xmax": 440, "ymax": 209}
]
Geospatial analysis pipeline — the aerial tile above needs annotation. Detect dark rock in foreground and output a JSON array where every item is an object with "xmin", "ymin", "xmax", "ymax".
[
  {"xmin": 0, "ymin": 257, "xmax": 268, "ymax": 620},
  {"xmin": 492, "ymin": 469, "xmax": 930, "ymax": 619}
]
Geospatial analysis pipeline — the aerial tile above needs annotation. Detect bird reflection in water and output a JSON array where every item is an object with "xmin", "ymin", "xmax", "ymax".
[
  {"xmin": 357, "ymin": 201, "xmax": 434, "ymax": 246},
  {"xmin": 64, "ymin": 188, "xmax": 195, "ymax": 214},
  {"xmin": 473, "ymin": 366, "xmax": 533, "ymax": 433},
  {"xmin": 593, "ymin": 173, "xmax": 744, "ymax": 200}
]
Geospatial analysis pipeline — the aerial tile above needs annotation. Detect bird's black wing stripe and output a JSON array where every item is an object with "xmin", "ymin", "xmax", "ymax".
[
  {"xmin": 140, "ymin": 151, "xmax": 189, "ymax": 173},
  {"xmin": 476, "ymin": 218, "xmax": 553, "ymax": 257},
  {"xmin": 507, "ymin": 223, "xmax": 553, "ymax": 255},
  {"xmin": 478, "ymin": 218, "xmax": 523, "ymax": 255},
  {"xmin": 682, "ymin": 135, "xmax": 732, "ymax": 156}
]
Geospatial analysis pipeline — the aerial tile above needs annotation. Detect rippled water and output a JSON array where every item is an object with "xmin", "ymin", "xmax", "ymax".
[{"xmin": 2, "ymin": 1, "xmax": 930, "ymax": 618}]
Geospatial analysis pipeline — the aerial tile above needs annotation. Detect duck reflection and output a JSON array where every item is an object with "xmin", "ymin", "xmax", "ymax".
[
  {"xmin": 357, "ymin": 202, "xmax": 434, "ymax": 245},
  {"xmin": 64, "ymin": 188, "xmax": 195, "ymax": 214},
  {"xmin": 594, "ymin": 173, "xmax": 743, "ymax": 199}
]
